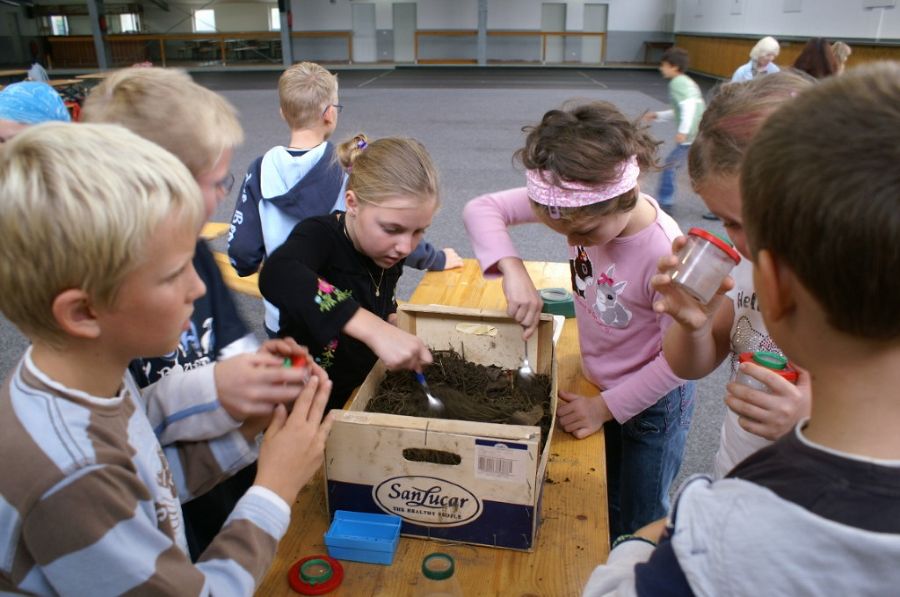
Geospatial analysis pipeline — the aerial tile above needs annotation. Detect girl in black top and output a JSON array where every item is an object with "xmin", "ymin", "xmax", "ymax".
[{"xmin": 259, "ymin": 136, "xmax": 437, "ymax": 410}]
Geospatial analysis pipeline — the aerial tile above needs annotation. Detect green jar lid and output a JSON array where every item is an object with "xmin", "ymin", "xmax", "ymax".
[
  {"xmin": 540, "ymin": 287, "xmax": 575, "ymax": 318},
  {"xmin": 299, "ymin": 558, "xmax": 333, "ymax": 585},
  {"xmin": 752, "ymin": 351, "xmax": 788, "ymax": 370},
  {"xmin": 422, "ymin": 553, "xmax": 455, "ymax": 581}
]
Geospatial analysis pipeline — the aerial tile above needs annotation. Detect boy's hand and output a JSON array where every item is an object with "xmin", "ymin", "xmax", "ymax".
[
  {"xmin": 214, "ymin": 343, "xmax": 314, "ymax": 421},
  {"xmin": 254, "ymin": 370, "xmax": 335, "ymax": 505},
  {"xmin": 369, "ymin": 321, "xmax": 433, "ymax": 371},
  {"xmin": 725, "ymin": 363, "xmax": 812, "ymax": 441},
  {"xmin": 498, "ymin": 257, "xmax": 542, "ymax": 340},
  {"xmin": 441, "ymin": 248, "xmax": 464, "ymax": 270},
  {"xmin": 642, "ymin": 112, "xmax": 658, "ymax": 122},
  {"xmin": 557, "ymin": 390, "xmax": 613, "ymax": 439},
  {"xmin": 651, "ymin": 236, "xmax": 733, "ymax": 331},
  {"xmin": 675, "ymin": 133, "xmax": 687, "ymax": 144},
  {"xmin": 259, "ymin": 336, "xmax": 312, "ymax": 379}
]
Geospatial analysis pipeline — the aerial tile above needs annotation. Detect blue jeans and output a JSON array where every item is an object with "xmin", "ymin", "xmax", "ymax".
[
  {"xmin": 604, "ymin": 382, "xmax": 695, "ymax": 542},
  {"xmin": 657, "ymin": 143, "xmax": 691, "ymax": 209}
]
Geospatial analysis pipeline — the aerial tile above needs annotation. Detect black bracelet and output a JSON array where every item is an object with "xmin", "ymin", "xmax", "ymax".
[{"xmin": 611, "ymin": 534, "xmax": 657, "ymax": 550}]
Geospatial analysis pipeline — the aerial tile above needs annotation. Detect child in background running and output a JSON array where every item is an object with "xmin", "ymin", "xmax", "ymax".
[
  {"xmin": 463, "ymin": 102, "xmax": 694, "ymax": 540},
  {"xmin": 643, "ymin": 47, "xmax": 705, "ymax": 214},
  {"xmin": 260, "ymin": 136, "xmax": 436, "ymax": 411}
]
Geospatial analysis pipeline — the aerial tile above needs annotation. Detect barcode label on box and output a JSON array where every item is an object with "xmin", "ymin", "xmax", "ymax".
[
  {"xmin": 478, "ymin": 456, "xmax": 514, "ymax": 475},
  {"xmin": 474, "ymin": 440, "xmax": 529, "ymax": 482}
]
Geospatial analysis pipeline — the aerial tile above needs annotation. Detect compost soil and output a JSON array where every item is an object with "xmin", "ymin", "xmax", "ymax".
[{"xmin": 366, "ymin": 349, "xmax": 552, "ymax": 440}]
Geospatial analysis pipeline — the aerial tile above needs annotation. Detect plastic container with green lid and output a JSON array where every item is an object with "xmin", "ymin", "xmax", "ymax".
[
  {"xmin": 670, "ymin": 227, "xmax": 741, "ymax": 304},
  {"xmin": 732, "ymin": 351, "xmax": 799, "ymax": 393},
  {"xmin": 416, "ymin": 553, "xmax": 463, "ymax": 597}
]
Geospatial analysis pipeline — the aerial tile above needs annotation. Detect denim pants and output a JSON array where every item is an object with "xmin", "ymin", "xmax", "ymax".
[
  {"xmin": 657, "ymin": 143, "xmax": 691, "ymax": 209},
  {"xmin": 604, "ymin": 382, "xmax": 696, "ymax": 542}
]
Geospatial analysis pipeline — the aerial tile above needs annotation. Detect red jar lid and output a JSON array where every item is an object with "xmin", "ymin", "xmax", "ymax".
[
  {"xmin": 738, "ymin": 351, "xmax": 799, "ymax": 384},
  {"xmin": 688, "ymin": 227, "xmax": 741, "ymax": 264},
  {"xmin": 288, "ymin": 555, "xmax": 343, "ymax": 595},
  {"xmin": 283, "ymin": 354, "xmax": 308, "ymax": 368}
]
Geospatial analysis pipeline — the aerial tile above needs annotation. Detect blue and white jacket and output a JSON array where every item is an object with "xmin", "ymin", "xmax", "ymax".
[{"xmin": 228, "ymin": 142, "xmax": 446, "ymax": 333}]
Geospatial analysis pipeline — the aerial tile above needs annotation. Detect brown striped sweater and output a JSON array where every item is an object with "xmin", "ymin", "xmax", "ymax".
[{"xmin": 0, "ymin": 349, "xmax": 290, "ymax": 595}]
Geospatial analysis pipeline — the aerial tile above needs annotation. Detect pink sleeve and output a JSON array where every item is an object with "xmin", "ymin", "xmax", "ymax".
[
  {"xmin": 602, "ymin": 349, "xmax": 685, "ymax": 423},
  {"xmin": 602, "ymin": 289, "xmax": 686, "ymax": 423},
  {"xmin": 462, "ymin": 187, "xmax": 539, "ymax": 278}
]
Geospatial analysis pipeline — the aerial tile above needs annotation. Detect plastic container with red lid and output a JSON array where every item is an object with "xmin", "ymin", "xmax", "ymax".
[
  {"xmin": 732, "ymin": 351, "xmax": 799, "ymax": 393},
  {"xmin": 670, "ymin": 227, "xmax": 741, "ymax": 304}
]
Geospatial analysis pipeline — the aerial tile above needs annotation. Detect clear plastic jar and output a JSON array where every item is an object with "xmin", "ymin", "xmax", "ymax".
[
  {"xmin": 670, "ymin": 228, "xmax": 741, "ymax": 304},
  {"xmin": 415, "ymin": 553, "xmax": 463, "ymax": 597},
  {"xmin": 732, "ymin": 351, "xmax": 799, "ymax": 393}
]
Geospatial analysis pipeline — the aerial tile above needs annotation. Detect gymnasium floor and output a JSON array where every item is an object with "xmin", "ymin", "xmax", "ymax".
[{"xmin": 0, "ymin": 66, "xmax": 729, "ymax": 489}]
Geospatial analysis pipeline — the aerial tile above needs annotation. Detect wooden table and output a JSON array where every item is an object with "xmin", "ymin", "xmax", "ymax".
[
  {"xmin": 0, "ymin": 69, "xmax": 27, "ymax": 82},
  {"xmin": 75, "ymin": 71, "xmax": 118, "ymax": 80},
  {"xmin": 254, "ymin": 259, "xmax": 608, "ymax": 596},
  {"xmin": 47, "ymin": 78, "xmax": 83, "ymax": 89}
]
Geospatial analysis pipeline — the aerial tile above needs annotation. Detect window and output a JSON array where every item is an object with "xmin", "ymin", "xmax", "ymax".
[
  {"xmin": 192, "ymin": 9, "xmax": 216, "ymax": 33},
  {"xmin": 269, "ymin": 7, "xmax": 281, "ymax": 31},
  {"xmin": 49, "ymin": 15, "xmax": 69, "ymax": 36},
  {"xmin": 120, "ymin": 13, "xmax": 141, "ymax": 33}
]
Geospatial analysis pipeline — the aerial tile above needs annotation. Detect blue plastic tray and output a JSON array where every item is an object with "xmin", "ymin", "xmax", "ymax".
[{"xmin": 324, "ymin": 510, "xmax": 402, "ymax": 565}]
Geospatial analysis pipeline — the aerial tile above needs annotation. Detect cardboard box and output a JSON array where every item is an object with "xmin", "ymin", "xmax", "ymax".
[{"xmin": 325, "ymin": 304, "xmax": 558, "ymax": 551}]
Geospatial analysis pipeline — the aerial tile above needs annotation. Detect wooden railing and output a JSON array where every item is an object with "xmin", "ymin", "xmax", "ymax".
[
  {"xmin": 675, "ymin": 33, "xmax": 900, "ymax": 79},
  {"xmin": 46, "ymin": 31, "xmax": 353, "ymax": 69},
  {"xmin": 414, "ymin": 29, "xmax": 607, "ymax": 64}
]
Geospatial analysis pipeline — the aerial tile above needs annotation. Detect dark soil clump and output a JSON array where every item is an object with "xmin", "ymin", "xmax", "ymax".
[{"xmin": 366, "ymin": 349, "xmax": 552, "ymax": 441}]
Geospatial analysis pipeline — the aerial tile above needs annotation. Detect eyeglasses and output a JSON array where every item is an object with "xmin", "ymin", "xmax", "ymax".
[
  {"xmin": 323, "ymin": 103, "xmax": 343, "ymax": 116},
  {"xmin": 217, "ymin": 172, "xmax": 235, "ymax": 195}
]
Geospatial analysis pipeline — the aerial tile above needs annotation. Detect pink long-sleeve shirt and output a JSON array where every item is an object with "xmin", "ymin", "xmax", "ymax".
[{"xmin": 463, "ymin": 187, "xmax": 685, "ymax": 423}]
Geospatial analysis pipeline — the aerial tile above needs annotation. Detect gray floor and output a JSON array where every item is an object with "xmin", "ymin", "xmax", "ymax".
[{"xmin": 0, "ymin": 67, "xmax": 729, "ymax": 489}]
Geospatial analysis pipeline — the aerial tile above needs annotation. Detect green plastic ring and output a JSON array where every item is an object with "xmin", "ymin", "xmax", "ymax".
[{"xmin": 540, "ymin": 287, "xmax": 575, "ymax": 318}]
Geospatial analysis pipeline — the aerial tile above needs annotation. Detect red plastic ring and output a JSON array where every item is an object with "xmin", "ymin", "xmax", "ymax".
[{"xmin": 288, "ymin": 555, "xmax": 344, "ymax": 595}]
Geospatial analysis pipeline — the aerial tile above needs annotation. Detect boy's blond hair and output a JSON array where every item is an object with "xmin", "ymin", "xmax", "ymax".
[
  {"xmin": 81, "ymin": 67, "xmax": 244, "ymax": 177},
  {"xmin": 0, "ymin": 122, "xmax": 204, "ymax": 346},
  {"xmin": 279, "ymin": 62, "xmax": 338, "ymax": 130}
]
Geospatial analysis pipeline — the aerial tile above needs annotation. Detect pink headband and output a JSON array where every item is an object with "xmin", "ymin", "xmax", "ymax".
[{"xmin": 526, "ymin": 155, "xmax": 640, "ymax": 212}]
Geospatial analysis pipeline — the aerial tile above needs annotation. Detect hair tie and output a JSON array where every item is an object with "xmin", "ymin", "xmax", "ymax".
[
  {"xmin": 526, "ymin": 155, "xmax": 640, "ymax": 209},
  {"xmin": 357, "ymin": 139, "xmax": 367, "ymax": 150}
]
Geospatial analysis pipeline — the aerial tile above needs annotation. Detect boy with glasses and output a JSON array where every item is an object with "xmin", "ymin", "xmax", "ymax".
[
  {"xmin": 82, "ymin": 67, "xmax": 314, "ymax": 560},
  {"xmin": 228, "ymin": 61, "xmax": 462, "ymax": 338}
]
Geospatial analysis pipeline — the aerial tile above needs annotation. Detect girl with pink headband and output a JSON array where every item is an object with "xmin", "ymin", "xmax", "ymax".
[{"xmin": 463, "ymin": 101, "xmax": 694, "ymax": 543}]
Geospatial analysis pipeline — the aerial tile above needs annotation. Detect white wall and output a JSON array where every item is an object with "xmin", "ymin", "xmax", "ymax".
[
  {"xmin": 143, "ymin": 2, "xmax": 275, "ymax": 34},
  {"xmin": 288, "ymin": 0, "xmax": 672, "ymax": 32},
  {"xmin": 1, "ymin": 5, "xmax": 37, "ymax": 36},
  {"xmin": 289, "ymin": 0, "xmax": 478, "ymax": 30},
  {"xmin": 675, "ymin": 0, "xmax": 900, "ymax": 41},
  {"xmin": 216, "ymin": 3, "xmax": 272, "ymax": 31},
  {"xmin": 485, "ymin": 0, "xmax": 673, "ymax": 30}
]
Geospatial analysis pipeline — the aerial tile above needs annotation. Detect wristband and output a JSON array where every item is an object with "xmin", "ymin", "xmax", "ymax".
[{"xmin": 611, "ymin": 533, "xmax": 657, "ymax": 550}]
